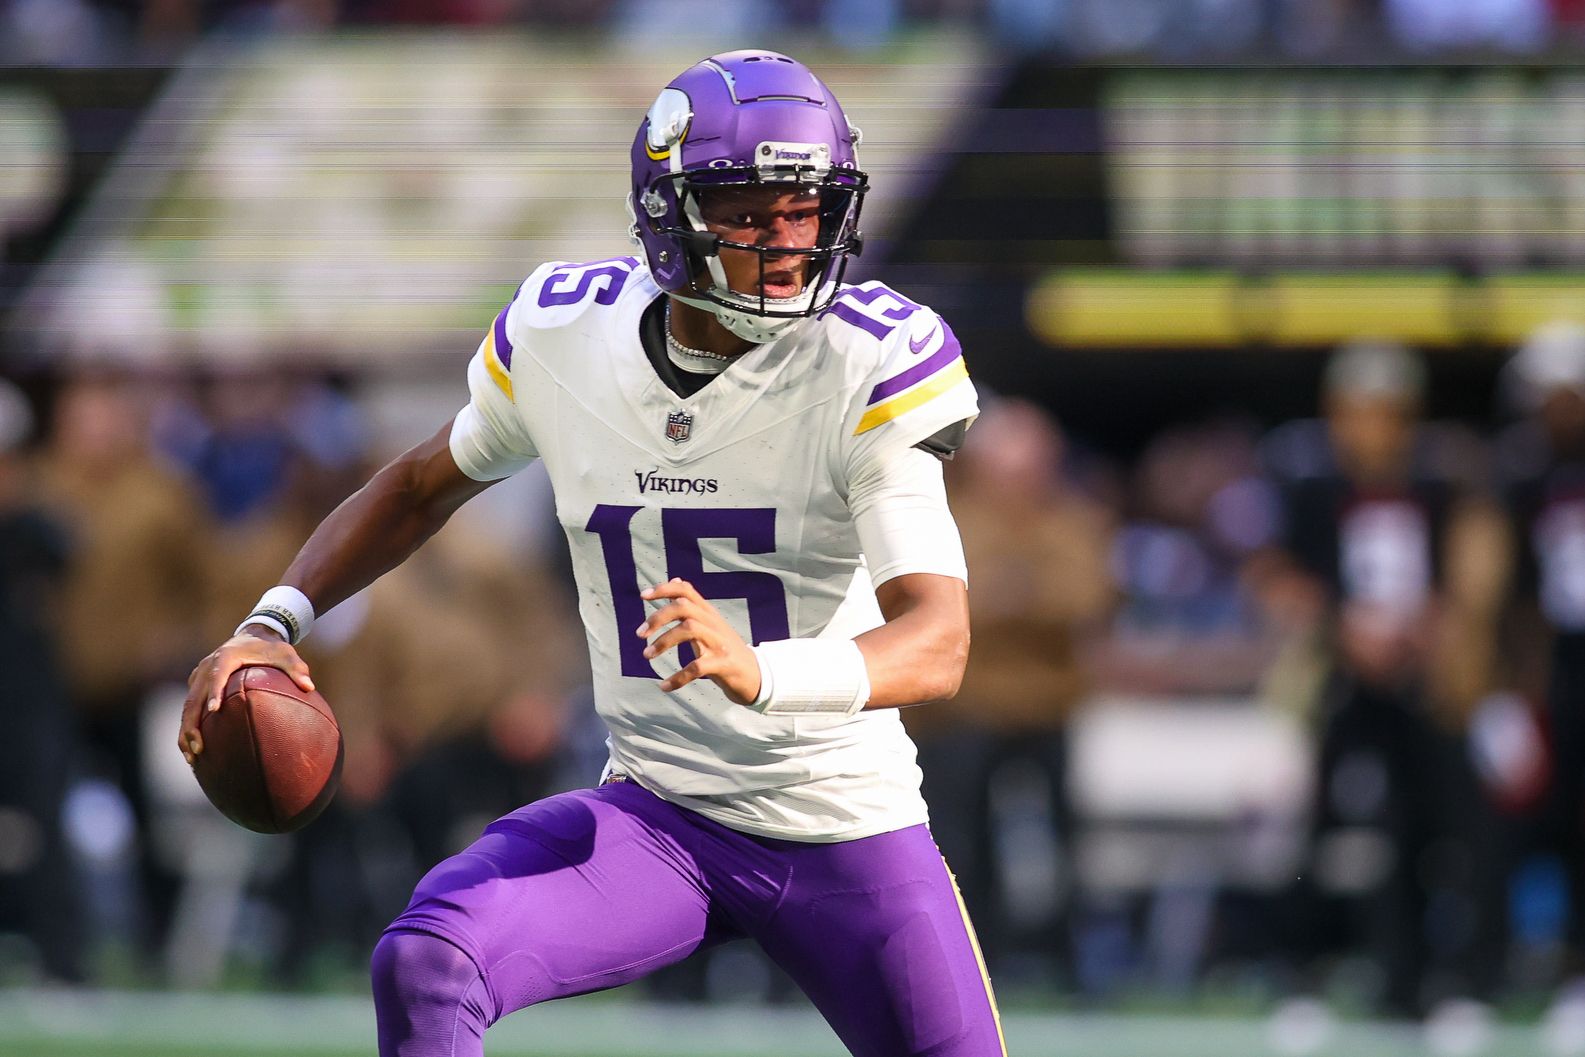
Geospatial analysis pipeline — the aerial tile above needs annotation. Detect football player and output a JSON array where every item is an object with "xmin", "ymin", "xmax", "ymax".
[{"xmin": 179, "ymin": 51, "xmax": 1001, "ymax": 1057}]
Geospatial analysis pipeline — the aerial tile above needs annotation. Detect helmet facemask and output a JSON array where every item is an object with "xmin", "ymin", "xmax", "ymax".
[{"xmin": 645, "ymin": 165, "xmax": 865, "ymax": 342}]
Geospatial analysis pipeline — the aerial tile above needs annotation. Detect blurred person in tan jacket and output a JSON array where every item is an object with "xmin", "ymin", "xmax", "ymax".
[
  {"xmin": 909, "ymin": 398, "xmax": 1115, "ymax": 980},
  {"xmin": 33, "ymin": 371, "xmax": 212, "ymax": 956},
  {"xmin": 38, "ymin": 373, "xmax": 211, "ymax": 723}
]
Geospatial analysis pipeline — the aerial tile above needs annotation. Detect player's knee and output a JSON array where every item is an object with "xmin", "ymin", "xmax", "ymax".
[{"xmin": 371, "ymin": 929, "xmax": 495, "ymax": 1038}]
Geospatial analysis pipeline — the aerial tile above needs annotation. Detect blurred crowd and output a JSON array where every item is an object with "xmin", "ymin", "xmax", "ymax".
[
  {"xmin": 0, "ymin": 366, "xmax": 587, "ymax": 987},
  {"xmin": 8, "ymin": 0, "xmax": 1585, "ymax": 64},
  {"xmin": 8, "ymin": 322, "xmax": 1585, "ymax": 1031}
]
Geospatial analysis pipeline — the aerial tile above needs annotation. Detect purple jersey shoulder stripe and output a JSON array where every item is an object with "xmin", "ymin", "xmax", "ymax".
[
  {"xmin": 492, "ymin": 302, "xmax": 515, "ymax": 370},
  {"xmin": 866, "ymin": 321, "xmax": 963, "ymax": 406},
  {"xmin": 491, "ymin": 283, "xmax": 523, "ymax": 373}
]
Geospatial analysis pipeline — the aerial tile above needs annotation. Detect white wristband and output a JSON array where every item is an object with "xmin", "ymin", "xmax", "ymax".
[
  {"xmin": 236, "ymin": 585, "xmax": 316, "ymax": 645},
  {"xmin": 748, "ymin": 639, "xmax": 870, "ymax": 717}
]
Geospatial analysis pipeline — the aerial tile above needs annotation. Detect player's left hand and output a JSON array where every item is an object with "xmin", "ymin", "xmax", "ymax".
[{"xmin": 637, "ymin": 578, "xmax": 761, "ymax": 705}]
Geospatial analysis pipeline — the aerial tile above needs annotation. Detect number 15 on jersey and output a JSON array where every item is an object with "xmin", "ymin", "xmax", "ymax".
[{"xmin": 586, "ymin": 505, "xmax": 791, "ymax": 677}]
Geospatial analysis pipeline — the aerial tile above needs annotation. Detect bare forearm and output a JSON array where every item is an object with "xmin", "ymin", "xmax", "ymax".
[
  {"xmin": 181, "ymin": 426, "xmax": 487, "ymax": 763},
  {"xmin": 282, "ymin": 422, "xmax": 492, "ymax": 614},
  {"xmin": 855, "ymin": 574, "xmax": 970, "ymax": 709},
  {"xmin": 283, "ymin": 471, "xmax": 448, "ymax": 612}
]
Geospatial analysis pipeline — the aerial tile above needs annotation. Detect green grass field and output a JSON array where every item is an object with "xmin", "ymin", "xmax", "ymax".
[
  {"xmin": 0, "ymin": 987, "xmax": 1563, "ymax": 1057},
  {"xmin": 10, "ymin": 1046, "xmax": 381, "ymax": 1057}
]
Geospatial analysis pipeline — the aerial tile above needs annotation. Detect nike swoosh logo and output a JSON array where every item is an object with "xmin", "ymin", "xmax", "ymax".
[{"xmin": 909, "ymin": 323, "xmax": 940, "ymax": 355}]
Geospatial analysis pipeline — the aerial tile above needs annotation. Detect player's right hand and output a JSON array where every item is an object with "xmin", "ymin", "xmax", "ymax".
[{"xmin": 178, "ymin": 628, "xmax": 315, "ymax": 765}]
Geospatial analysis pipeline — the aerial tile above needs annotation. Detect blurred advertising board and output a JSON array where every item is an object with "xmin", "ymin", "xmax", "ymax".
[
  {"xmin": 1031, "ymin": 67, "xmax": 1585, "ymax": 348},
  {"xmin": 1107, "ymin": 69, "xmax": 1585, "ymax": 269}
]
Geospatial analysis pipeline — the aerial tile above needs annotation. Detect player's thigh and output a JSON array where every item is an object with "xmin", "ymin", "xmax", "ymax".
[
  {"xmin": 755, "ymin": 825, "xmax": 1006, "ymax": 1057},
  {"xmin": 387, "ymin": 784, "xmax": 715, "ymax": 1013}
]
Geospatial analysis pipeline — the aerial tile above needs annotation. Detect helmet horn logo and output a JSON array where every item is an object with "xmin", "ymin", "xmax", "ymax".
[{"xmin": 644, "ymin": 89, "xmax": 693, "ymax": 162}]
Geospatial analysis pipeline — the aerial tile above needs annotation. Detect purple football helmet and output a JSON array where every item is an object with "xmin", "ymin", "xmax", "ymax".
[{"xmin": 629, "ymin": 50, "xmax": 868, "ymax": 343}]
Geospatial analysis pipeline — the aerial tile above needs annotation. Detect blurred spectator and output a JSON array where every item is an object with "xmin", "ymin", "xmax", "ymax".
[
  {"xmin": 107, "ymin": 0, "xmax": 338, "ymax": 47},
  {"xmin": 12, "ymin": 0, "xmax": 1585, "ymax": 67},
  {"xmin": 0, "ymin": 0, "xmax": 114, "ymax": 65},
  {"xmin": 611, "ymin": 0, "xmax": 788, "ymax": 42},
  {"xmin": 1264, "ymin": 341, "xmax": 1509, "ymax": 1015},
  {"xmin": 1092, "ymin": 420, "xmax": 1282, "ymax": 697},
  {"xmin": 1384, "ymin": 0, "xmax": 1551, "ymax": 52},
  {"xmin": 1496, "ymin": 322, "xmax": 1585, "ymax": 1013},
  {"xmin": 355, "ymin": 520, "xmax": 583, "ymax": 856},
  {"xmin": 153, "ymin": 370, "xmax": 364, "ymax": 525},
  {"xmin": 911, "ymin": 398, "xmax": 1116, "ymax": 982},
  {"xmin": 987, "ymin": 0, "xmax": 1067, "ymax": 53},
  {"xmin": 34, "ymin": 371, "xmax": 212, "ymax": 962},
  {"xmin": 344, "ymin": 0, "xmax": 517, "ymax": 24},
  {"xmin": 131, "ymin": 0, "xmax": 201, "ymax": 54},
  {"xmin": 819, "ymin": 0, "xmax": 901, "ymax": 50},
  {"xmin": 0, "ymin": 378, "xmax": 85, "ymax": 983}
]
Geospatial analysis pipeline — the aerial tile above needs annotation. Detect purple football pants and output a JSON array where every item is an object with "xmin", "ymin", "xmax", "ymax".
[{"xmin": 371, "ymin": 780, "xmax": 1005, "ymax": 1057}]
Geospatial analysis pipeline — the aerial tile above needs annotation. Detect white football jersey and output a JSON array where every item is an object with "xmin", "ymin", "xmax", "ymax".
[{"xmin": 449, "ymin": 257, "xmax": 978, "ymax": 841}]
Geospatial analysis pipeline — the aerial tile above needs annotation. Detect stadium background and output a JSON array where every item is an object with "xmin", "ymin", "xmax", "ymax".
[{"xmin": 5, "ymin": 2, "xmax": 1585, "ymax": 1055}]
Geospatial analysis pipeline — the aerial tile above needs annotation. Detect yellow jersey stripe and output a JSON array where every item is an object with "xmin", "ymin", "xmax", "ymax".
[
  {"xmin": 484, "ymin": 330, "xmax": 513, "ymax": 400},
  {"xmin": 943, "ymin": 856, "xmax": 1008, "ymax": 1057},
  {"xmin": 852, "ymin": 359, "xmax": 968, "ymax": 435}
]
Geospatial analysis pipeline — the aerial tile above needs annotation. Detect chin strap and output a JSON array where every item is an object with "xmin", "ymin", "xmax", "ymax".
[
  {"xmin": 673, "ymin": 272, "xmax": 844, "ymax": 344},
  {"xmin": 670, "ymin": 293, "xmax": 804, "ymax": 344}
]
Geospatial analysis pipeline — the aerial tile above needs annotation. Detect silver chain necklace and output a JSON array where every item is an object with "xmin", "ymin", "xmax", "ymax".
[{"xmin": 665, "ymin": 303, "xmax": 734, "ymax": 363}]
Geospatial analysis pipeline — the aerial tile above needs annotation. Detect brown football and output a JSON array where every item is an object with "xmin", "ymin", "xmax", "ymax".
[{"xmin": 193, "ymin": 666, "xmax": 343, "ymax": 834}]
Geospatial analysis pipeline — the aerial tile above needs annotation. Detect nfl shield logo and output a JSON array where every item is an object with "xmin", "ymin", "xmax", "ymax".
[{"xmin": 665, "ymin": 409, "xmax": 693, "ymax": 444}]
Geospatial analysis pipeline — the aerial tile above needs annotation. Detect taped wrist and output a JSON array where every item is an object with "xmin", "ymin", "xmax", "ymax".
[
  {"xmin": 236, "ymin": 585, "xmax": 316, "ymax": 645},
  {"xmin": 749, "ymin": 639, "xmax": 871, "ymax": 717}
]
